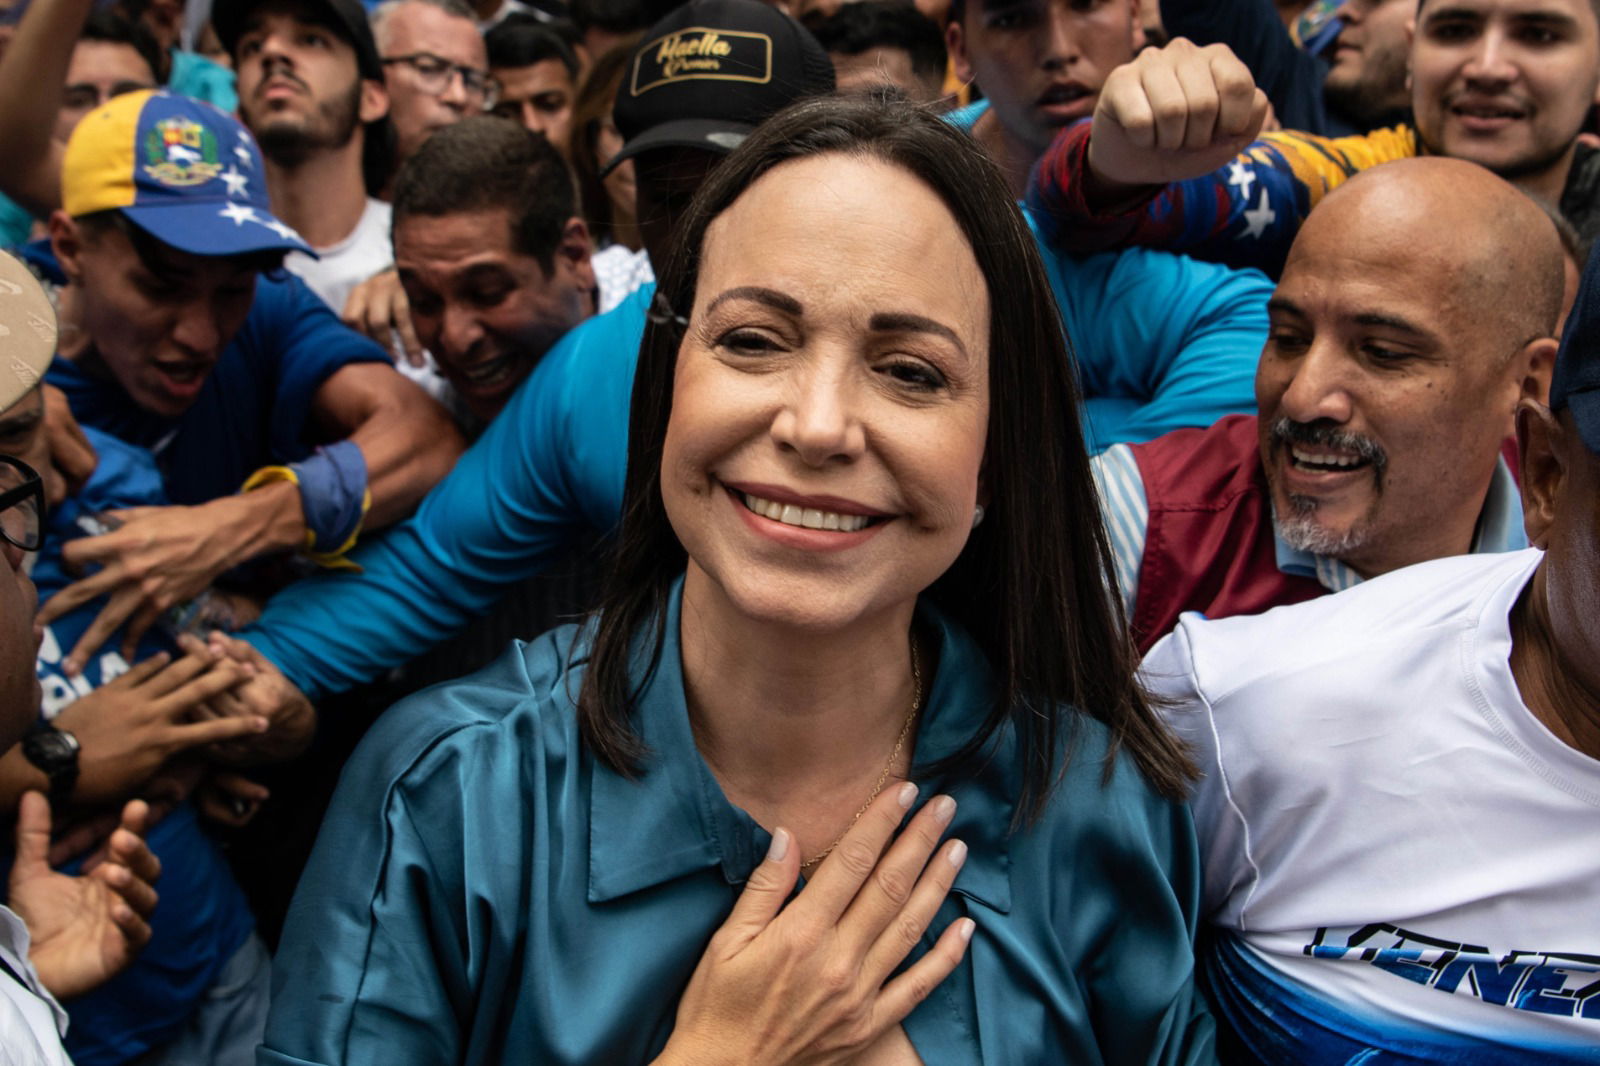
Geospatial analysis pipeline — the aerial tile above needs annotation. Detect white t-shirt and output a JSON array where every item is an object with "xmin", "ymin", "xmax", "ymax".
[
  {"xmin": 284, "ymin": 198, "xmax": 394, "ymax": 315},
  {"xmin": 1144, "ymin": 549, "xmax": 1600, "ymax": 1059},
  {"xmin": 0, "ymin": 906, "xmax": 71, "ymax": 1066},
  {"xmin": 592, "ymin": 244, "xmax": 653, "ymax": 314}
]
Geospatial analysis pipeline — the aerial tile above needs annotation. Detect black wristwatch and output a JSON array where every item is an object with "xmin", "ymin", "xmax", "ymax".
[{"xmin": 20, "ymin": 720, "xmax": 79, "ymax": 806}]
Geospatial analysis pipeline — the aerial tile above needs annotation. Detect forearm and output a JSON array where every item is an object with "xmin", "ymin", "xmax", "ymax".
[
  {"xmin": 210, "ymin": 481, "xmax": 308, "ymax": 560},
  {"xmin": 1027, "ymin": 123, "xmax": 1164, "ymax": 254},
  {"xmin": 0, "ymin": 0, "xmax": 90, "ymax": 216},
  {"xmin": 347, "ymin": 392, "xmax": 464, "ymax": 530}
]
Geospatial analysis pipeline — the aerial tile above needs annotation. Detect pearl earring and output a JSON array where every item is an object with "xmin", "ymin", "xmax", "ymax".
[{"xmin": 972, "ymin": 504, "xmax": 985, "ymax": 528}]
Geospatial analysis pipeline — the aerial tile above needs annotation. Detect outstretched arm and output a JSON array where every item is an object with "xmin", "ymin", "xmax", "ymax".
[
  {"xmin": 1027, "ymin": 39, "xmax": 1413, "ymax": 275},
  {"xmin": 0, "ymin": 0, "xmax": 90, "ymax": 218}
]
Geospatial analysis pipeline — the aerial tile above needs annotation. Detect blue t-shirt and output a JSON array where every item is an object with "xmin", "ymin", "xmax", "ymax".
[
  {"xmin": 248, "ymin": 235, "xmax": 1270, "ymax": 698},
  {"xmin": 12, "ymin": 427, "xmax": 253, "ymax": 1066},
  {"xmin": 26, "ymin": 243, "xmax": 390, "ymax": 504},
  {"xmin": 260, "ymin": 582, "xmax": 1214, "ymax": 1064}
]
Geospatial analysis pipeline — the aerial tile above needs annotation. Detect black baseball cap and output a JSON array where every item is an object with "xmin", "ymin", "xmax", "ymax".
[
  {"xmin": 212, "ymin": 0, "xmax": 385, "ymax": 83},
  {"xmin": 603, "ymin": 0, "xmax": 834, "ymax": 176},
  {"xmin": 1552, "ymin": 241, "xmax": 1600, "ymax": 455}
]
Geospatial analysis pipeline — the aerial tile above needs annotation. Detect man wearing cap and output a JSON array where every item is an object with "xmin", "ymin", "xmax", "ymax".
[
  {"xmin": 34, "ymin": 89, "xmax": 462, "ymax": 681},
  {"xmin": 216, "ymin": 0, "xmax": 396, "ymax": 313},
  {"xmin": 1142, "ymin": 242, "xmax": 1600, "ymax": 1061}
]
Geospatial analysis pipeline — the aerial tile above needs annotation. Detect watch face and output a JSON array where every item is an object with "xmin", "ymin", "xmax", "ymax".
[{"xmin": 24, "ymin": 726, "xmax": 78, "ymax": 768}]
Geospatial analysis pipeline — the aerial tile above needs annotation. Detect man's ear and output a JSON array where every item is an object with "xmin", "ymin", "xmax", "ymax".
[
  {"xmin": 557, "ymin": 216, "xmax": 596, "ymax": 294},
  {"xmin": 1404, "ymin": 18, "xmax": 1416, "ymax": 92},
  {"xmin": 1516, "ymin": 400, "xmax": 1566, "ymax": 549},
  {"xmin": 1128, "ymin": 0, "xmax": 1147, "ymax": 52},
  {"xmin": 1519, "ymin": 336, "xmax": 1558, "ymax": 407},
  {"xmin": 360, "ymin": 77, "xmax": 390, "ymax": 124},
  {"xmin": 946, "ymin": 19, "xmax": 974, "ymax": 84},
  {"xmin": 48, "ymin": 212, "xmax": 85, "ymax": 285}
]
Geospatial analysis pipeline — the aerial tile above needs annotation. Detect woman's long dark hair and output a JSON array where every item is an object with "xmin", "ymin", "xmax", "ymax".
[{"xmin": 576, "ymin": 93, "xmax": 1196, "ymax": 818}]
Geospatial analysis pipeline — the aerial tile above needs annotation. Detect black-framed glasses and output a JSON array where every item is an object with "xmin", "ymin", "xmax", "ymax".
[
  {"xmin": 380, "ymin": 52, "xmax": 498, "ymax": 107},
  {"xmin": 0, "ymin": 454, "xmax": 43, "ymax": 552}
]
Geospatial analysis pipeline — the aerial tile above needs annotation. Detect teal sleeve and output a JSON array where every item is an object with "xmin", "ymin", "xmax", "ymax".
[
  {"xmin": 1046, "ymin": 240, "xmax": 1268, "ymax": 453},
  {"xmin": 241, "ymin": 289, "xmax": 647, "ymax": 698}
]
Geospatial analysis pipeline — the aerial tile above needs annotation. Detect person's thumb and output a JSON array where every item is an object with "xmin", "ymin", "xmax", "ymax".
[{"xmin": 12, "ymin": 792, "xmax": 53, "ymax": 877}]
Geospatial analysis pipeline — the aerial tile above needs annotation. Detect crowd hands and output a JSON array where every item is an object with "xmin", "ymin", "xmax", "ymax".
[{"xmin": 0, "ymin": 0, "xmax": 1592, "ymax": 1061}]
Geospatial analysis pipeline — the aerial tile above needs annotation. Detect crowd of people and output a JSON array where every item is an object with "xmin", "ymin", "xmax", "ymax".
[{"xmin": 0, "ymin": 0, "xmax": 1591, "ymax": 1061}]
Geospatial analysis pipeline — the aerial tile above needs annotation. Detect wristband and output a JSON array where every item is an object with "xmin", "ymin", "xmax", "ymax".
[{"xmin": 242, "ymin": 441, "xmax": 370, "ymax": 570}]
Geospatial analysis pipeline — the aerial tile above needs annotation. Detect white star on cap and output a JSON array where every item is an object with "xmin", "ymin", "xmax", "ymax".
[
  {"xmin": 262, "ymin": 217, "xmax": 303, "ymax": 242},
  {"xmin": 234, "ymin": 143, "xmax": 255, "ymax": 168},
  {"xmin": 221, "ymin": 165, "xmax": 250, "ymax": 198},
  {"xmin": 219, "ymin": 202, "xmax": 258, "ymax": 227}
]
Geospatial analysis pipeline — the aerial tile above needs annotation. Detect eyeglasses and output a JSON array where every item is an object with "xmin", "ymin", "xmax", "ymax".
[
  {"xmin": 381, "ymin": 52, "xmax": 498, "ymax": 107},
  {"xmin": 62, "ymin": 80, "xmax": 158, "ymax": 113},
  {"xmin": 0, "ymin": 455, "xmax": 43, "ymax": 553}
]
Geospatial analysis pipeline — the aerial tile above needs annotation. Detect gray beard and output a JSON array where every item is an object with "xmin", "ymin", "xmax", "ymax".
[{"xmin": 1271, "ymin": 497, "xmax": 1372, "ymax": 559}]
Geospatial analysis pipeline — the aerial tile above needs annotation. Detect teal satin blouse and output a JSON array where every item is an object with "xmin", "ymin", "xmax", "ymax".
[{"xmin": 257, "ymin": 584, "xmax": 1215, "ymax": 1065}]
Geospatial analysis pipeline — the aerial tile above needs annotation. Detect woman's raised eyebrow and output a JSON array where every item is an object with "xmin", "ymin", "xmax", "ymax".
[
  {"xmin": 706, "ymin": 286, "xmax": 803, "ymax": 317},
  {"xmin": 869, "ymin": 311, "xmax": 969, "ymax": 359}
]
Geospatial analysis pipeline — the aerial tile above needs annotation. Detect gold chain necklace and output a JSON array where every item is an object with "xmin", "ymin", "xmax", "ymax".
[{"xmin": 799, "ymin": 640, "xmax": 923, "ymax": 872}]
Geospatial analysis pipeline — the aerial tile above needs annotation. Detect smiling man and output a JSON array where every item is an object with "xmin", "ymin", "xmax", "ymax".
[
  {"xmin": 1141, "ymin": 223, "xmax": 1600, "ymax": 1066},
  {"xmin": 1030, "ymin": 0, "xmax": 1600, "ymax": 272},
  {"xmin": 391, "ymin": 115, "xmax": 594, "ymax": 426},
  {"xmin": 1092, "ymin": 156, "xmax": 1562, "ymax": 651}
]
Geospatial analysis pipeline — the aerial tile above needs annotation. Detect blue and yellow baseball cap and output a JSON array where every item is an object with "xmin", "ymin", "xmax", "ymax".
[{"xmin": 62, "ymin": 89, "xmax": 315, "ymax": 259}]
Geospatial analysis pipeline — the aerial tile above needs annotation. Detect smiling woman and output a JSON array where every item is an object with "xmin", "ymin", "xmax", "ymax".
[{"xmin": 261, "ymin": 93, "xmax": 1214, "ymax": 1066}]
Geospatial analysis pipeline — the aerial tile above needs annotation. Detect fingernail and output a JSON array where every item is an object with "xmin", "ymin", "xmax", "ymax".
[
  {"xmin": 957, "ymin": 917, "xmax": 975, "ymax": 943},
  {"xmin": 946, "ymin": 839, "xmax": 967, "ymax": 869},
  {"xmin": 897, "ymin": 782, "xmax": 918, "ymax": 808},
  {"xmin": 932, "ymin": 794, "xmax": 957, "ymax": 824},
  {"xmin": 766, "ymin": 827, "xmax": 790, "ymax": 862},
  {"xmin": 63, "ymin": 659, "xmax": 79, "ymax": 676},
  {"xmin": 251, "ymin": 717, "xmax": 269, "ymax": 732}
]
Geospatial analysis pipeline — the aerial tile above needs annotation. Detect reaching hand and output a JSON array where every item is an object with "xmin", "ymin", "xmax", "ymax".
[
  {"xmin": 52, "ymin": 649, "xmax": 266, "ymax": 805},
  {"xmin": 342, "ymin": 269, "xmax": 425, "ymax": 368},
  {"xmin": 10, "ymin": 793, "xmax": 160, "ymax": 1000},
  {"xmin": 184, "ymin": 632, "xmax": 316, "ymax": 765},
  {"xmin": 1086, "ymin": 37, "xmax": 1269, "ymax": 205},
  {"xmin": 37, "ymin": 498, "xmax": 274, "ymax": 674},
  {"xmin": 655, "ymin": 784, "xmax": 973, "ymax": 1066}
]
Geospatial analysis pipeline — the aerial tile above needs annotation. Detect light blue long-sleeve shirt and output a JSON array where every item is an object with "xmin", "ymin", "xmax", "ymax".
[{"xmin": 245, "ymin": 230, "xmax": 1270, "ymax": 698}]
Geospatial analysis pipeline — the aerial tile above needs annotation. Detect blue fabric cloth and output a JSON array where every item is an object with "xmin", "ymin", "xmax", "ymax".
[
  {"xmin": 1204, "ymin": 932, "xmax": 1600, "ymax": 1064},
  {"xmin": 28, "ymin": 243, "xmax": 391, "ymax": 504},
  {"xmin": 246, "ymin": 240, "xmax": 1267, "ymax": 699},
  {"xmin": 13, "ymin": 427, "xmax": 253, "ymax": 1066},
  {"xmin": 168, "ymin": 50, "xmax": 238, "ymax": 113},
  {"xmin": 289, "ymin": 440, "xmax": 368, "ymax": 553},
  {"xmin": 258, "ymin": 582, "xmax": 1214, "ymax": 1065}
]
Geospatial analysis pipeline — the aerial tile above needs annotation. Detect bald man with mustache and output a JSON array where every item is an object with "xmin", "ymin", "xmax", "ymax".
[{"xmin": 1092, "ymin": 155, "xmax": 1565, "ymax": 652}]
